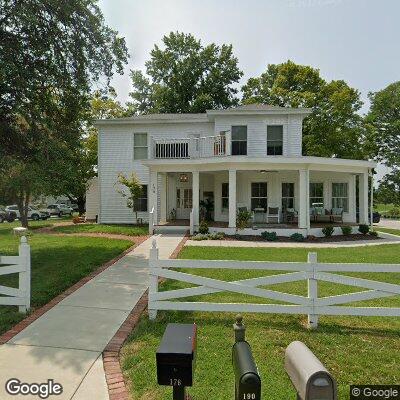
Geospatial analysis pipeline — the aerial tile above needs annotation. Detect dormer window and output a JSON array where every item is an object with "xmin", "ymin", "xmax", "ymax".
[
  {"xmin": 231, "ymin": 126, "xmax": 247, "ymax": 155},
  {"xmin": 267, "ymin": 126, "xmax": 283, "ymax": 155}
]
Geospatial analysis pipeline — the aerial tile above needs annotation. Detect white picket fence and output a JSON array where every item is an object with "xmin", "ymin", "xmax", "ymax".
[
  {"xmin": 0, "ymin": 236, "xmax": 31, "ymax": 313},
  {"xmin": 148, "ymin": 240, "xmax": 400, "ymax": 328}
]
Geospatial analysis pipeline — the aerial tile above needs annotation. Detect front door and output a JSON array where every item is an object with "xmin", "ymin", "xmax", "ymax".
[{"xmin": 176, "ymin": 188, "xmax": 193, "ymax": 219}]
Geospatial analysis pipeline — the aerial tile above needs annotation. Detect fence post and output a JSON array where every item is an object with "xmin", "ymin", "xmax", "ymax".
[
  {"xmin": 18, "ymin": 236, "xmax": 31, "ymax": 313},
  {"xmin": 149, "ymin": 238, "xmax": 159, "ymax": 320},
  {"xmin": 307, "ymin": 252, "xmax": 318, "ymax": 329}
]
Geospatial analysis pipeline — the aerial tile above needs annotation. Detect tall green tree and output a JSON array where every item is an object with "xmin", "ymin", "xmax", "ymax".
[
  {"xmin": 242, "ymin": 60, "xmax": 364, "ymax": 158},
  {"xmin": 365, "ymin": 81, "xmax": 400, "ymax": 167},
  {"xmin": 375, "ymin": 172, "xmax": 400, "ymax": 207},
  {"xmin": 128, "ymin": 32, "xmax": 243, "ymax": 114},
  {"xmin": 0, "ymin": 0, "xmax": 128, "ymax": 226},
  {"xmin": 57, "ymin": 88, "xmax": 127, "ymax": 215}
]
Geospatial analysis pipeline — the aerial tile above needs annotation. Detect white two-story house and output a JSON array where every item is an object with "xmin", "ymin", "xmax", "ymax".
[{"xmin": 94, "ymin": 104, "xmax": 376, "ymax": 236}]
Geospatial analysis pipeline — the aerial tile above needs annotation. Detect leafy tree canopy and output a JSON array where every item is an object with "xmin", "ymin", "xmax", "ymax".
[
  {"xmin": 242, "ymin": 60, "xmax": 364, "ymax": 158},
  {"xmin": 0, "ymin": 0, "xmax": 128, "ymax": 225},
  {"xmin": 127, "ymin": 32, "xmax": 243, "ymax": 114},
  {"xmin": 375, "ymin": 170, "xmax": 400, "ymax": 207},
  {"xmin": 365, "ymin": 81, "xmax": 400, "ymax": 168}
]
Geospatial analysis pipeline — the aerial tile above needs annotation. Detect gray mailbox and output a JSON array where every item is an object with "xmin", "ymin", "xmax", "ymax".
[
  {"xmin": 232, "ymin": 316, "xmax": 261, "ymax": 400},
  {"xmin": 285, "ymin": 341, "xmax": 337, "ymax": 400},
  {"xmin": 156, "ymin": 323, "xmax": 197, "ymax": 400}
]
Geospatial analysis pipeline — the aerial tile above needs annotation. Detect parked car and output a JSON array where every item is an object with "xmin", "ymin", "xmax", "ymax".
[
  {"xmin": 0, "ymin": 206, "xmax": 17, "ymax": 223},
  {"xmin": 5, "ymin": 205, "xmax": 49, "ymax": 221},
  {"xmin": 46, "ymin": 204, "xmax": 73, "ymax": 217},
  {"xmin": 356, "ymin": 209, "xmax": 381, "ymax": 224}
]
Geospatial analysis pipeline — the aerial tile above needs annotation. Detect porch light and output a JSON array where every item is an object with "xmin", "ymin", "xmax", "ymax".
[{"xmin": 179, "ymin": 173, "xmax": 189, "ymax": 183}]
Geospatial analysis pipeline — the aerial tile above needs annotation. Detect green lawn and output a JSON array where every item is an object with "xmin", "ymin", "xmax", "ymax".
[
  {"xmin": 0, "ymin": 222, "xmax": 132, "ymax": 335},
  {"xmin": 377, "ymin": 227, "xmax": 400, "ymax": 237},
  {"xmin": 121, "ymin": 245, "xmax": 400, "ymax": 400},
  {"xmin": 53, "ymin": 223, "xmax": 148, "ymax": 236},
  {"xmin": 375, "ymin": 203, "xmax": 394, "ymax": 213}
]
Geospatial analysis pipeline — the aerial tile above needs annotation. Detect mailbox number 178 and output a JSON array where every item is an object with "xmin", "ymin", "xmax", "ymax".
[
  {"xmin": 170, "ymin": 379, "xmax": 182, "ymax": 387},
  {"xmin": 243, "ymin": 394, "xmax": 256, "ymax": 400}
]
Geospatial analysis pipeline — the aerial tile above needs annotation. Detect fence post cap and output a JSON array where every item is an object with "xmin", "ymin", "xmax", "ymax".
[
  {"xmin": 152, "ymin": 238, "xmax": 157, "ymax": 248},
  {"xmin": 20, "ymin": 236, "xmax": 28, "ymax": 244}
]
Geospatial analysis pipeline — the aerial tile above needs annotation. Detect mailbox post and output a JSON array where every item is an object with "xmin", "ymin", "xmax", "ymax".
[
  {"xmin": 156, "ymin": 323, "xmax": 197, "ymax": 400},
  {"xmin": 285, "ymin": 341, "xmax": 337, "ymax": 400},
  {"xmin": 232, "ymin": 315, "xmax": 261, "ymax": 400}
]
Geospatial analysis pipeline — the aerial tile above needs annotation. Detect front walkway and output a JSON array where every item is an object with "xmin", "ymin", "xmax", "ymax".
[
  {"xmin": 0, "ymin": 232, "xmax": 185, "ymax": 400},
  {"xmin": 186, "ymin": 232, "xmax": 400, "ymax": 248}
]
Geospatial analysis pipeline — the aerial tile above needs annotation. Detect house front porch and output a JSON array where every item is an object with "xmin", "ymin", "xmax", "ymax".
[{"xmin": 143, "ymin": 156, "xmax": 374, "ymax": 237}]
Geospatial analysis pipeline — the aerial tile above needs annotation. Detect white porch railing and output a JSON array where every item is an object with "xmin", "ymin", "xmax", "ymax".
[
  {"xmin": 148, "ymin": 241, "xmax": 400, "ymax": 328},
  {"xmin": 0, "ymin": 236, "xmax": 31, "ymax": 313},
  {"xmin": 152, "ymin": 134, "xmax": 230, "ymax": 159}
]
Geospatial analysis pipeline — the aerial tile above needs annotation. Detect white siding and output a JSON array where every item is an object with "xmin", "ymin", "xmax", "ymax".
[
  {"xmin": 85, "ymin": 177, "xmax": 99, "ymax": 220},
  {"xmin": 214, "ymin": 114, "xmax": 304, "ymax": 157},
  {"xmin": 98, "ymin": 122, "xmax": 213, "ymax": 224}
]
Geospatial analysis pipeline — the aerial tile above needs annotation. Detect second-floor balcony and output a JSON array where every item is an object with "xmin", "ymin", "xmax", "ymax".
[{"xmin": 151, "ymin": 134, "xmax": 231, "ymax": 159}]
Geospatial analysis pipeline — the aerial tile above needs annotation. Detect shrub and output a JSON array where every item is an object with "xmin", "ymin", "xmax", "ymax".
[
  {"xmin": 341, "ymin": 225, "xmax": 352, "ymax": 236},
  {"xmin": 192, "ymin": 233, "xmax": 208, "ymax": 241},
  {"xmin": 322, "ymin": 226, "xmax": 334, "ymax": 237},
  {"xmin": 236, "ymin": 209, "xmax": 252, "ymax": 231},
  {"xmin": 388, "ymin": 207, "xmax": 400, "ymax": 217},
  {"xmin": 261, "ymin": 231, "xmax": 278, "ymax": 241},
  {"xmin": 290, "ymin": 233, "xmax": 305, "ymax": 242},
  {"xmin": 358, "ymin": 224, "xmax": 370, "ymax": 235},
  {"xmin": 369, "ymin": 230, "xmax": 378, "ymax": 237},
  {"xmin": 198, "ymin": 220, "xmax": 209, "ymax": 234},
  {"xmin": 209, "ymin": 232, "xmax": 224, "ymax": 240}
]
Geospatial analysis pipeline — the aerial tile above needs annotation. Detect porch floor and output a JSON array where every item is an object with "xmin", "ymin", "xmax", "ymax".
[{"xmin": 157, "ymin": 220, "xmax": 357, "ymax": 229}]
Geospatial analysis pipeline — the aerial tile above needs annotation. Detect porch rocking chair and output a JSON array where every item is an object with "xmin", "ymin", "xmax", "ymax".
[{"xmin": 267, "ymin": 207, "xmax": 280, "ymax": 224}]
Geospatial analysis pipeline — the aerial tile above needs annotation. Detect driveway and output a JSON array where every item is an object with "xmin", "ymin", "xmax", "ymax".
[{"xmin": 375, "ymin": 218, "xmax": 400, "ymax": 229}]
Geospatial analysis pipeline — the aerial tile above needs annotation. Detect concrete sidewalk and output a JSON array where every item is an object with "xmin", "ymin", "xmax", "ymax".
[{"xmin": 0, "ymin": 232, "xmax": 185, "ymax": 400}]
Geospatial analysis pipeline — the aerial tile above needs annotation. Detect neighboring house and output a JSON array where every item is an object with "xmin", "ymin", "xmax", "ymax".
[
  {"xmin": 95, "ymin": 104, "xmax": 376, "ymax": 236},
  {"xmin": 85, "ymin": 177, "xmax": 99, "ymax": 221}
]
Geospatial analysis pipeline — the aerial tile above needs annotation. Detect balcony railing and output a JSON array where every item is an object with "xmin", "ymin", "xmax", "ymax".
[{"xmin": 151, "ymin": 134, "xmax": 231, "ymax": 159}]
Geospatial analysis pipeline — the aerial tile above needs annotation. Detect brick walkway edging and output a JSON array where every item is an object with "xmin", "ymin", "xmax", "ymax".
[
  {"xmin": 103, "ymin": 232, "xmax": 189, "ymax": 400},
  {"xmin": 0, "ymin": 236, "xmax": 149, "ymax": 345}
]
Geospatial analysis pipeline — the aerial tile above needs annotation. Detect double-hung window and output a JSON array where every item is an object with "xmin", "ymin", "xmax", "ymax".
[
  {"xmin": 267, "ymin": 126, "xmax": 283, "ymax": 155},
  {"xmin": 231, "ymin": 126, "xmax": 247, "ymax": 155},
  {"xmin": 251, "ymin": 182, "xmax": 268, "ymax": 211},
  {"xmin": 282, "ymin": 182, "xmax": 295, "ymax": 210},
  {"xmin": 134, "ymin": 185, "xmax": 148, "ymax": 212},
  {"xmin": 332, "ymin": 183, "xmax": 348, "ymax": 212},
  {"xmin": 310, "ymin": 183, "xmax": 324, "ymax": 207},
  {"xmin": 133, "ymin": 133, "xmax": 148, "ymax": 160},
  {"xmin": 221, "ymin": 183, "xmax": 229, "ymax": 210}
]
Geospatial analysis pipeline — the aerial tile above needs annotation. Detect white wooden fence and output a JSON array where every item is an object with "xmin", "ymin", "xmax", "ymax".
[
  {"xmin": 148, "ymin": 240, "xmax": 400, "ymax": 328},
  {"xmin": 0, "ymin": 236, "xmax": 31, "ymax": 313}
]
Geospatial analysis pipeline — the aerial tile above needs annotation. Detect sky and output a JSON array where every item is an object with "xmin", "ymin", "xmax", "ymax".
[{"xmin": 98, "ymin": 0, "xmax": 400, "ymax": 180}]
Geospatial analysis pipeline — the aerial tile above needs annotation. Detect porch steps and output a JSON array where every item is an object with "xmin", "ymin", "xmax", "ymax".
[{"xmin": 154, "ymin": 225, "xmax": 189, "ymax": 234}]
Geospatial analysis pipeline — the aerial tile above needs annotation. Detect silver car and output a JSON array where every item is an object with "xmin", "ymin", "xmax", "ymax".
[{"xmin": 46, "ymin": 204, "xmax": 73, "ymax": 217}]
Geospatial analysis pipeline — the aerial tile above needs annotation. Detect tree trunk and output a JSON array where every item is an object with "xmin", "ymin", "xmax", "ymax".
[
  {"xmin": 17, "ymin": 191, "xmax": 30, "ymax": 228},
  {"xmin": 76, "ymin": 196, "xmax": 85, "ymax": 216}
]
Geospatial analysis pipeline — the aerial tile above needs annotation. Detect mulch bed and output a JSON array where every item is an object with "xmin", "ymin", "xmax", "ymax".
[{"xmin": 222, "ymin": 234, "xmax": 382, "ymax": 243}]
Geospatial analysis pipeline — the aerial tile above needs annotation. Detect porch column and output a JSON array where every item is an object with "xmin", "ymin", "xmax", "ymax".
[
  {"xmin": 160, "ymin": 173, "xmax": 167, "ymax": 223},
  {"xmin": 192, "ymin": 171, "xmax": 200, "ymax": 228},
  {"xmin": 298, "ymin": 169, "xmax": 310, "ymax": 229},
  {"xmin": 149, "ymin": 170, "xmax": 158, "ymax": 231},
  {"xmin": 228, "ymin": 169, "xmax": 237, "ymax": 228},
  {"xmin": 359, "ymin": 170, "xmax": 369, "ymax": 224}
]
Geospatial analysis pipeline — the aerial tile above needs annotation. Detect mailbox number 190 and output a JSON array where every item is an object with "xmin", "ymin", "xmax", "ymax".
[
  {"xmin": 170, "ymin": 379, "xmax": 182, "ymax": 387},
  {"xmin": 243, "ymin": 394, "xmax": 256, "ymax": 400}
]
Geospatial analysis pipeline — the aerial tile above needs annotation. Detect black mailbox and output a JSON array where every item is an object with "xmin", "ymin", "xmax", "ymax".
[
  {"xmin": 232, "ymin": 315, "xmax": 261, "ymax": 400},
  {"xmin": 156, "ymin": 323, "xmax": 197, "ymax": 396}
]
